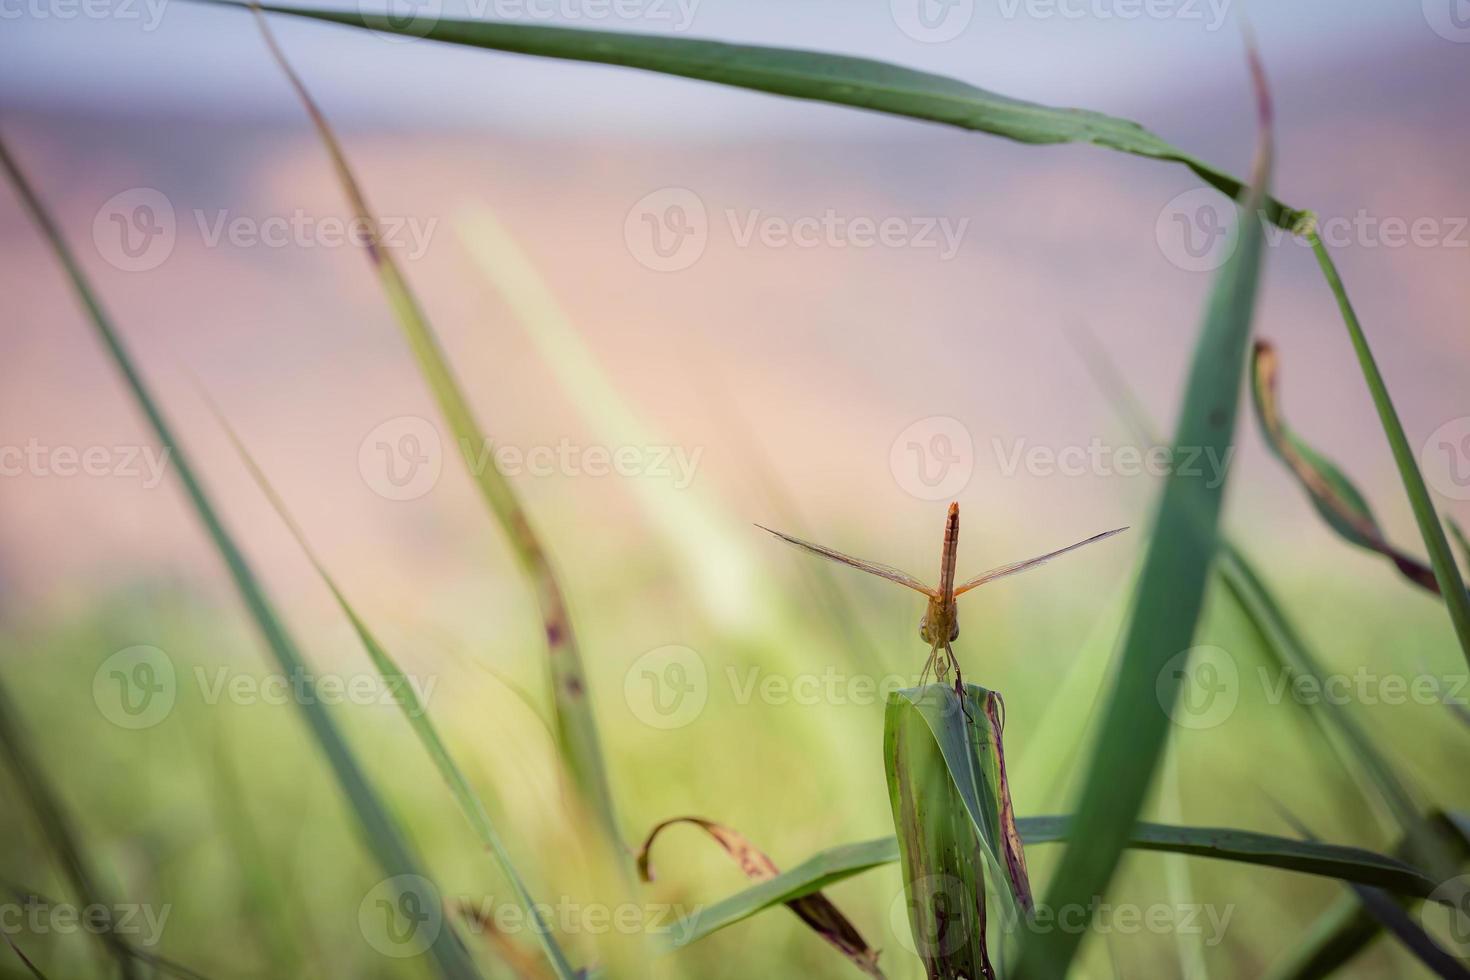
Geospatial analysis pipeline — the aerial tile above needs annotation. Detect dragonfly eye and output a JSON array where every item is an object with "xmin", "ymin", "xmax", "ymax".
[
  {"xmin": 918, "ymin": 612, "xmax": 931, "ymax": 642},
  {"xmin": 949, "ymin": 620, "xmax": 960, "ymax": 642}
]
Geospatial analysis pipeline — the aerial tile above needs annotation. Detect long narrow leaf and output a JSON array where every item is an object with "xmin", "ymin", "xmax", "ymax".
[
  {"xmin": 667, "ymin": 817, "xmax": 1437, "ymax": 948},
  {"xmin": 247, "ymin": 7, "xmax": 626, "ymax": 866},
  {"xmin": 0, "ymin": 133, "xmax": 483, "ymax": 980},
  {"xmin": 194, "ymin": 0, "xmax": 1308, "ymax": 233},
  {"xmin": 1014, "ymin": 48, "xmax": 1274, "ymax": 980},
  {"xmin": 1309, "ymin": 237, "xmax": 1470, "ymax": 665},
  {"xmin": 1067, "ymin": 323, "xmax": 1470, "ymax": 978},
  {"xmin": 220, "ymin": 419, "xmax": 580, "ymax": 980}
]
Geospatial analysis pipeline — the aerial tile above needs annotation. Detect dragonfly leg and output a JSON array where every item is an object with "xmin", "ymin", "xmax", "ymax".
[
  {"xmin": 918, "ymin": 640, "xmax": 942, "ymax": 691},
  {"xmin": 946, "ymin": 643, "xmax": 972, "ymax": 721}
]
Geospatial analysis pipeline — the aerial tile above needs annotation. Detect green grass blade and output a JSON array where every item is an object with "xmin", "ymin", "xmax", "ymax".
[
  {"xmin": 1013, "ymin": 50, "xmax": 1273, "ymax": 980},
  {"xmin": 1, "ymin": 935, "xmax": 47, "ymax": 980},
  {"xmin": 1450, "ymin": 520, "xmax": 1470, "ymax": 575},
  {"xmin": 248, "ymin": 9, "xmax": 625, "ymax": 869},
  {"xmin": 220, "ymin": 420, "xmax": 581, "ymax": 980},
  {"xmin": 0, "ymin": 678, "xmax": 136, "ymax": 980},
  {"xmin": 670, "ymin": 818, "xmax": 1438, "ymax": 948},
  {"xmin": 1251, "ymin": 340, "xmax": 1462, "ymax": 598},
  {"xmin": 0, "ymin": 133, "xmax": 483, "ymax": 980},
  {"xmin": 197, "ymin": 0, "xmax": 1307, "ymax": 232},
  {"xmin": 1267, "ymin": 811, "xmax": 1470, "ymax": 978},
  {"xmin": 1350, "ymin": 886, "xmax": 1470, "ymax": 980},
  {"xmin": 1066, "ymin": 324, "xmax": 1434, "ymax": 848},
  {"xmin": 1309, "ymin": 237, "xmax": 1470, "ymax": 665}
]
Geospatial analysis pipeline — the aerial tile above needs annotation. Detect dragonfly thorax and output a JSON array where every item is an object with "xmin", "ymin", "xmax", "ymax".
[{"xmin": 919, "ymin": 597, "xmax": 959, "ymax": 645}]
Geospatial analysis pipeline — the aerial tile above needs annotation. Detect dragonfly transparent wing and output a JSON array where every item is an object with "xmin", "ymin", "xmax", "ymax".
[
  {"xmin": 954, "ymin": 527, "xmax": 1129, "ymax": 596},
  {"xmin": 756, "ymin": 524, "xmax": 935, "ymax": 596}
]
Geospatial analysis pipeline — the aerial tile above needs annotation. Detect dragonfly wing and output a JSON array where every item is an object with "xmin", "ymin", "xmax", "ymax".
[
  {"xmin": 755, "ymin": 524, "xmax": 935, "ymax": 596},
  {"xmin": 954, "ymin": 527, "xmax": 1129, "ymax": 596}
]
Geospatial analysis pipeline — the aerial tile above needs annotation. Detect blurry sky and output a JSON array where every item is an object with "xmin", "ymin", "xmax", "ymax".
[
  {"xmin": 0, "ymin": 0, "xmax": 1421, "ymax": 133},
  {"xmin": 1, "ymin": 0, "xmax": 1468, "ymax": 622}
]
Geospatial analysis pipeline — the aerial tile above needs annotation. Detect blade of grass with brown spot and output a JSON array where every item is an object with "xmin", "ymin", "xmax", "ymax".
[
  {"xmin": 0, "ymin": 131, "xmax": 484, "ymax": 980},
  {"xmin": 246, "ymin": 11, "xmax": 626, "ymax": 872},
  {"xmin": 1251, "ymin": 340, "xmax": 1461, "ymax": 598},
  {"xmin": 218, "ymin": 416, "xmax": 581, "ymax": 980},
  {"xmin": 637, "ymin": 817, "xmax": 884, "ymax": 977}
]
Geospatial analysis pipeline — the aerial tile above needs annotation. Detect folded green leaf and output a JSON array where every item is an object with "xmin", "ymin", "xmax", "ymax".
[
  {"xmin": 1252, "ymin": 340, "xmax": 1449, "ymax": 596},
  {"xmin": 637, "ymin": 817, "xmax": 883, "ymax": 977},
  {"xmin": 886, "ymin": 685, "xmax": 1020, "ymax": 978}
]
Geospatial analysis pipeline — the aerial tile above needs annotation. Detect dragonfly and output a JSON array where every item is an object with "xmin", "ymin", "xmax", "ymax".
[{"xmin": 758, "ymin": 503, "xmax": 1127, "ymax": 700}]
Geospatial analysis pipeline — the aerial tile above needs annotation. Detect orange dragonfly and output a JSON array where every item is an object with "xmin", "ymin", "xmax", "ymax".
[{"xmin": 758, "ymin": 502, "xmax": 1127, "ymax": 698}]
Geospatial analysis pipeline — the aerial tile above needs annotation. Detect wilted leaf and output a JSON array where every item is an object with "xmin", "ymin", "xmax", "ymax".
[
  {"xmin": 1252, "ymin": 340, "xmax": 1453, "ymax": 597},
  {"xmin": 637, "ymin": 817, "xmax": 883, "ymax": 977}
]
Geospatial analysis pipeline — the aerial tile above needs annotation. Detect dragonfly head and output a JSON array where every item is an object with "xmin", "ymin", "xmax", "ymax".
[{"xmin": 919, "ymin": 596, "xmax": 959, "ymax": 645}]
